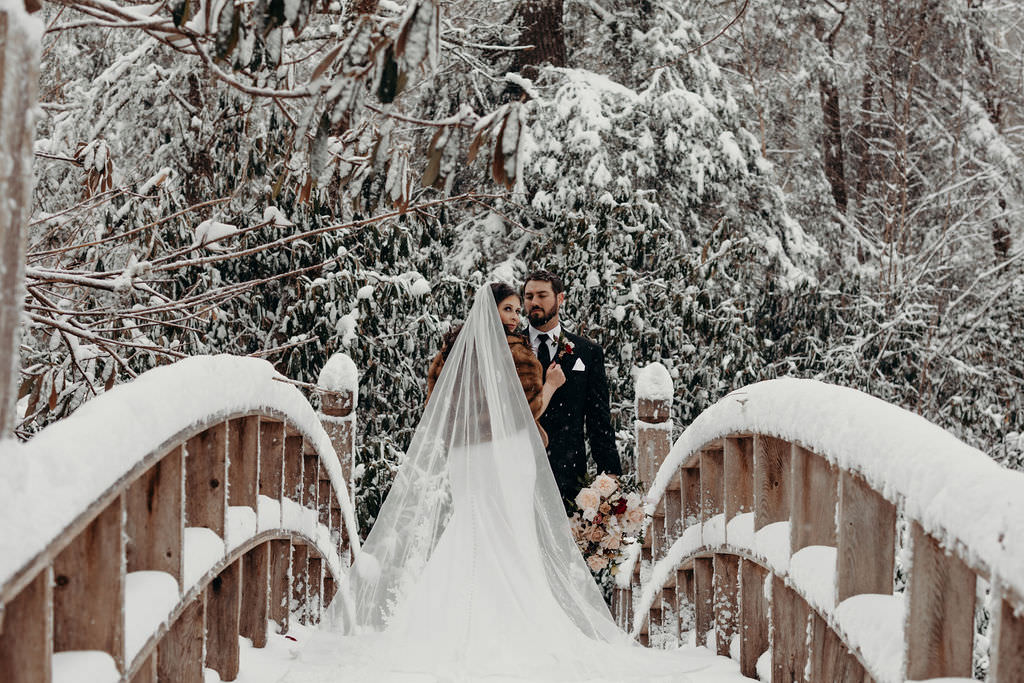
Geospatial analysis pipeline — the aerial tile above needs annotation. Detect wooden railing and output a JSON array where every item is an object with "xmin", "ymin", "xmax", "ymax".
[
  {"xmin": 0, "ymin": 355, "xmax": 361, "ymax": 683},
  {"xmin": 616, "ymin": 371, "xmax": 1024, "ymax": 682}
]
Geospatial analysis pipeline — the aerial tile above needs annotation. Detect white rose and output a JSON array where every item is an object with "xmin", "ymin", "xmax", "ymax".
[
  {"xmin": 575, "ymin": 487, "xmax": 600, "ymax": 512},
  {"xmin": 593, "ymin": 474, "xmax": 618, "ymax": 498}
]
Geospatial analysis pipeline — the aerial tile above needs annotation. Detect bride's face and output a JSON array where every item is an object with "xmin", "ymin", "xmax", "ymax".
[{"xmin": 497, "ymin": 295, "xmax": 522, "ymax": 333}]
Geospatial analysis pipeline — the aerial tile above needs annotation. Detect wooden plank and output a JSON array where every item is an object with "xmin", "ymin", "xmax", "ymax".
[
  {"xmin": 228, "ymin": 416, "xmax": 260, "ymax": 509},
  {"xmin": 283, "ymin": 434, "xmax": 304, "ymax": 504},
  {"xmin": 905, "ymin": 521, "xmax": 975, "ymax": 679},
  {"xmin": 292, "ymin": 544, "xmax": 309, "ymax": 625},
  {"xmin": 130, "ymin": 652, "xmax": 157, "ymax": 683},
  {"xmin": 724, "ymin": 437, "xmax": 754, "ymax": 523},
  {"xmin": 680, "ymin": 467, "xmax": 701, "ymax": 527},
  {"xmin": 809, "ymin": 613, "xmax": 866, "ymax": 682},
  {"xmin": 126, "ymin": 446, "xmax": 184, "ymax": 587},
  {"xmin": 836, "ymin": 470, "xmax": 895, "ymax": 603},
  {"xmin": 700, "ymin": 449, "xmax": 724, "ymax": 521},
  {"xmin": 753, "ymin": 435, "xmax": 791, "ymax": 531},
  {"xmin": 185, "ymin": 422, "xmax": 228, "ymax": 536},
  {"xmin": 323, "ymin": 575, "xmax": 337, "ymax": 613},
  {"xmin": 713, "ymin": 554, "xmax": 740, "ymax": 657},
  {"xmin": 790, "ymin": 445, "xmax": 837, "ymax": 552},
  {"xmin": 677, "ymin": 569, "xmax": 695, "ymax": 638},
  {"xmin": 240, "ymin": 542, "xmax": 270, "ymax": 648},
  {"xmin": 269, "ymin": 539, "xmax": 291, "ymax": 633},
  {"xmin": 259, "ymin": 420, "xmax": 284, "ymax": 500},
  {"xmin": 693, "ymin": 557, "xmax": 714, "ymax": 647},
  {"xmin": 303, "ymin": 452, "xmax": 319, "ymax": 516},
  {"xmin": 992, "ymin": 594, "xmax": 1024, "ymax": 682},
  {"xmin": 308, "ymin": 555, "xmax": 323, "ymax": 625},
  {"xmin": 771, "ymin": 575, "xmax": 810, "ymax": 683},
  {"xmin": 664, "ymin": 488, "xmax": 682, "ymax": 544},
  {"xmin": 318, "ymin": 478, "xmax": 332, "ymax": 529},
  {"xmin": 206, "ymin": 560, "xmax": 242, "ymax": 681},
  {"xmin": 53, "ymin": 495, "xmax": 124, "ymax": 669},
  {"xmin": 739, "ymin": 560, "xmax": 769, "ymax": 678},
  {"xmin": 157, "ymin": 592, "xmax": 204, "ymax": 683},
  {"xmin": 0, "ymin": 569, "xmax": 52, "ymax": 683}
]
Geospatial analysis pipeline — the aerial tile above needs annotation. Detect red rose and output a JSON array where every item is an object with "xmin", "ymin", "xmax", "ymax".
[
  {"xmin": 593, "ymin": 513, "xmax": 604, "ymax": 525},
  {"xmin": 564, "ymin": 342, "xmax": 574, "ymax": 355},
  {"xmin": 612, "ymin": 497, "xmax": 628, "ymax": 515}
]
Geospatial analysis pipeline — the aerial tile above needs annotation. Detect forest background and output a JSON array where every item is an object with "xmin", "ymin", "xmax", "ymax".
[{"xmin": 21, "ymin": 0, "xmax": 1024, "ymax": 534}]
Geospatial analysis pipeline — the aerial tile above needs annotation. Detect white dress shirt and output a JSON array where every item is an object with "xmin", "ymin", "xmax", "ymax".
[{"xmin": 528, "ymin": 323, "xmax": 561, "ymax": 361}]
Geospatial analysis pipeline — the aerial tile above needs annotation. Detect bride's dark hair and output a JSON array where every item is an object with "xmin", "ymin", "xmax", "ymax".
[{"xmin": 440, "ymin": 282, "xmax": 522, "ymax": 358}]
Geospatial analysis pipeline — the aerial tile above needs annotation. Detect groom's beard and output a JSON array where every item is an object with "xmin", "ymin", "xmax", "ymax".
[{"xmin": 528, "ymin": 303, "xmax": 558, "ymax": 327}]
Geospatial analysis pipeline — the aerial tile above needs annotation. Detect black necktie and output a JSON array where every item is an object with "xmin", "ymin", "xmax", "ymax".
[{"xmin": 536, "ymin": 333, "xmax": 551, "ymax": 381}]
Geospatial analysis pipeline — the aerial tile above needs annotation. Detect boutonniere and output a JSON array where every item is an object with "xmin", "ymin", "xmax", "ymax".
[{"xmin": 555, "ymin": 332, "xmax": 574, "ymax": 362}]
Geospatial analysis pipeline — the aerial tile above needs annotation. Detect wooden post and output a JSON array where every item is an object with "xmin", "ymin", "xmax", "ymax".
[
  {"xmin": 771, "ymin": 575, "xmax": 810, "ymax": 683},
  {"xmin": 126, "ymin": 446, "xmax": 184, "ymax": 589},
  {"xmin": 319, "ymin": 354, "xmax": 357, "ymax": 506},
  {"xmin": 157, "ymin": 593, "xmax": 205, "ymax": 683},
  {"xmin": 836, "ymin": 470, "xmax": 895, "ymax": 603},
  {"xmin": 693, "ymin": 557, "xmax": 714, "ymax": 647},
  {"xmin": 991, "ymin": 594, "xmax": 1024, "ymax": 681},
  {"xmin": 0, "ymin": 569, "xmax": 52, "ymax": 683},
  {"xmin": 724, "ymin": 437, "xmax": 753, "ymax": 533},
  {"xmin": 240, "ymin": 543, "xmax": 270, "ymax": 648},
  {"xmin": 303, "ymin": 450, "xmax": 319, "ymax": 519},
  {"xmin": 753, "ymin": 435, "xmax": 791, "ymax": 530},
  {"xmin": 185, "ymin": 422, "xmax": 228, "ymax": 536},
  {"xmin": 228, "ymin": 416, "xmax": 260, "ymax": 509},
  {"xmin": 905, "ymin": 522, "xmax": 975, "ymax": 679},
  {"xmin": 53, "ymin": 495, "xmax": 125, "ymax": 671},
  {"xmin": 291, "ymin": 543, "xmax": 309, "ymax": 625},
  {"xmin": 634, "ymin": 363, "xmax": 672, "ymax": 485},
  {"xmin": 269, "ymin": 539, "xmax": 291, "ymax": 633},
  {"xmin": 790, "ymin": 445, "xmax": 837, "ymax": 552},
  {"xmin": 739, "ymin": 559, "xmax": 769, "ymax": 678},
  {"xmin": 206, "ymin": 560, "xmax": 242, "ymax": 681},
  {"xmin": 0, "ymin": 0, "xmax": 40, "ymax": 435},
  {"xmin": 713, "ymin": 553, "xmax": 739, "ymax": 657}
]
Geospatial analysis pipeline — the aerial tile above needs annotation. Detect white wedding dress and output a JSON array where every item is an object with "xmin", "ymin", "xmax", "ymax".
[{"xmin": 278, "ymin": 288, "xmax": 707, "ymax": 682}]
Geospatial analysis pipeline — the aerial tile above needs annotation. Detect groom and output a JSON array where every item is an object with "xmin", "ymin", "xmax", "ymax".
[{"xmin": 523, "ymin": 270, "xmax": 622, "ymax": 508}]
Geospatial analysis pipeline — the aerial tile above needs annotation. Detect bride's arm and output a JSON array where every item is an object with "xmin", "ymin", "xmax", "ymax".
[{"xmin": 539, "ymin": 364, "xmax": 566, "ymax": 415}]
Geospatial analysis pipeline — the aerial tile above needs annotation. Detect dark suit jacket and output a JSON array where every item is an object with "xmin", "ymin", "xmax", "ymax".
[{"xmin": 537, "ymin": 330, "xmax": 622, "ymax": 504}]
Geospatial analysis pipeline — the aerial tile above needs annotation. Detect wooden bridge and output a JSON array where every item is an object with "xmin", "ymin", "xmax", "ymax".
[
  {"xmin": 3, "ymin": 4, "xmax": 1024, "ymax": 681},
  {"xmin": 620, "ymin": 366, "xmax": 1024, "ymax": 682}
]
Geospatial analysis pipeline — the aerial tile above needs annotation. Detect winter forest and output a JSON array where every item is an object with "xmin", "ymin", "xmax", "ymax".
[{"xmin": 21, "ymin": 0, "xmax": 1024, "ymax": 534}]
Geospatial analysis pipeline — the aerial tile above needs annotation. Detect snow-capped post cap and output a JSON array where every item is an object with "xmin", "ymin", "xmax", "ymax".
[
  {"xmin": 635, "ymin": 362, "xmax": 672, "ymax": 423},
  {"xmin": 318, "ymin": 352, "xmax": 359, "ymax": 416}
]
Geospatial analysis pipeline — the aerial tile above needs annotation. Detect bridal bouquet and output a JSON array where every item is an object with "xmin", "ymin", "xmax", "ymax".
[{"xmin": 568, "ymin": 473, "xmax": 645, "ymax": 583}]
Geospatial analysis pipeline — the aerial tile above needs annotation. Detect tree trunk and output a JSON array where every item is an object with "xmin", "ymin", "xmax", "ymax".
[
  {"xmin": 0, "ymin": 2, "xmax": 41, "ymax": 436},
  {"xmin": 814, "ymin": 12, "xmax": 849, "ymax": 216},
  {"xmin": 514, "ymin": 0, "xmax": 566, "ymax": 79}
]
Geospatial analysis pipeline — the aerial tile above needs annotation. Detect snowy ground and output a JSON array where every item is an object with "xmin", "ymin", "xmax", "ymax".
[{"xmin": 215, "ymin": 621, "xmax": 755, "ymax": 683}]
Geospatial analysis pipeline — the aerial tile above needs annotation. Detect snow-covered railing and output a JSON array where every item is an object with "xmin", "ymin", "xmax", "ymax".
[
  {"xmin": 616, "ymin": 374, "xmax": 1024, "ymax": 682},
  {"xmin": 0, "ymin": 355, "xmax": 361, "ymax": 683}
]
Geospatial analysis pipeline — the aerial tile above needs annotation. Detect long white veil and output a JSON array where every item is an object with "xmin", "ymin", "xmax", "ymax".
[{"xmin": 325, "ymin": 285, "xmax": 621, "ymax": 642}]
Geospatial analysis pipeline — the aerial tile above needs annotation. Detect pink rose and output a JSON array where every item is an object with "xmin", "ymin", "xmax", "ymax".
[
  {"xmin": 575, "ymin": 487, "xmax": 600, "ymax": 513},
  {"xmin": 587, "ymin": 555, "xmax": 609, "ymax": 571},
  {"xmin": 626, "ymin": 508, "xmax": 645, "ymax": 526},
  {"xmin": 600, "ymin": 534, "xmax": 621, "ymax": 550},
  {"xmin": 593, "ymin": 474, "xmax": 618, "ymax": 498},
  {"xmin": 586, "ymin": 525, "xmax": 606, "ymax": 543}
]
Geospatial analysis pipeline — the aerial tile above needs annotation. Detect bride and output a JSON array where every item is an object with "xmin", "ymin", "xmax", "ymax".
[{"xmin": 279, "ymin": 285, "xmax": 707, "ymax": 682}]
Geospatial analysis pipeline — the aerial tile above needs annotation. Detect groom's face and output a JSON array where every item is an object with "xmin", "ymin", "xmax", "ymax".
[{"xmin": 524, "ymin": 280, "xmax": 564, "ymax": 329}]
